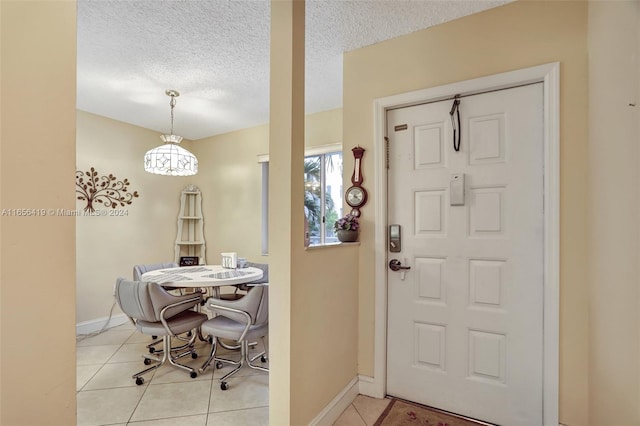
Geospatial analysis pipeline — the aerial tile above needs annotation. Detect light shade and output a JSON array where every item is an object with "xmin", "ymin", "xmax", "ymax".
[{"xmin": 144, "ymin": 134, "xmax": 198, "ymax": 176}]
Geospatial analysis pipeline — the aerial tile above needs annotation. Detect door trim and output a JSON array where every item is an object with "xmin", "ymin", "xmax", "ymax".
[{"xmin": 364, "ymin": 62, "xmax": 560, "ymax": 426}]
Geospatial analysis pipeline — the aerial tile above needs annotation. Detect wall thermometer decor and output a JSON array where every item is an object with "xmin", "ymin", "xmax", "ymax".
[{"xmin": 345, "ymin": 146, "xmax": 368, "ymax": 217}]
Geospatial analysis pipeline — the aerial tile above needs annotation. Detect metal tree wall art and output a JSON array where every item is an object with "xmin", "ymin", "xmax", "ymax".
[{"xmin": 76, "ymin": 167, "xmax": 139, "ymax": 213}]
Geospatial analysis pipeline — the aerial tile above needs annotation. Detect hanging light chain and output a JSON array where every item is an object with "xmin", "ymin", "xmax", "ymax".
[
  {"xmin": 165, "ymin": 89, "xmax": 180, "ymax": 136},
  {"xmin": 169, "ymin": 94, "xmax": 176, "ymax": 135}
]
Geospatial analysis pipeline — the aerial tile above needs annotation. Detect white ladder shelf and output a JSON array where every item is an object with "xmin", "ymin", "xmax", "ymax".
[{"xmin": 175, "ymin": 185, "xmax": 206, "ymax": 264}]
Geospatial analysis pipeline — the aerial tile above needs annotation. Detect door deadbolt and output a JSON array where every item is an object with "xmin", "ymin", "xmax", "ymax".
[{"xmin": 389, "ymin": 259, "xmax": 411, "ymax": 272}]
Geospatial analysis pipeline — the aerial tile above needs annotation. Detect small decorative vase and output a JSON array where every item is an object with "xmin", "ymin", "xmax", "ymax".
[{"xmin": 337, "ymin": 230, "xmax": 359, "ymax": 243}]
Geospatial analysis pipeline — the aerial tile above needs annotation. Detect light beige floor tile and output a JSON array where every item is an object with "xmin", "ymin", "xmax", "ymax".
[
  {"xmin": 76, "ymin": 386, "xmax": 145, "ymax": 426},
  {"xmin": 352, "ymin": 395, "xmax": 392, "ymax": 425},
  {"xmin": 334, "ymin": 404, "xmax": 367, "ymax": 426},
  {"xmin": 77, "ymin": 329, "xmax": 136, "ymax": 346},
  {"xmin": 76, "ymin": 344, "xmax": 121, "ymax": 365},
  {"xmin": 206, "ymin": 406, "xmax": 269, "ymax": 426},
  {"xmin": 207, "ymin": 349, "xmax": 269, "ymax": 379},
  {"xmin": 149, "ymin": 353, "xmax": 214, "ymax": 384},
  {"xmin": 130, "ymin": 380, "xmax": 212, "ymax": 422},
  {"xmin": 126, "ymin": 331, "xmax": 156, "ymax": 344},
  {"xmin": 210, "ymin": 361, "xmax": 268, "ymax": 379},
  {"xmin": 108, "ymin": 342, "xmax": 153, "ymax": 363},
  {"xmin": 212, "ymin": 338, "xmax": 267, "ymax": 356},
  {"xmin": 82, "ymin": 361, "xmax": 154, "ymax": 390},
  {"xmin": 77, "ymin": 364, "xmax": 102, "ymax": 391},
  {"xmin": 128, "ymin": 414, "xmax": 207, "ymax": 425},
  {"xmin": 208, "ymin": 374, "xmax": 269, "ymax": 413}
]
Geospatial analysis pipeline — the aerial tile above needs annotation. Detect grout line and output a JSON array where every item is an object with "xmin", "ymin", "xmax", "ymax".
[
  {"xmin": 205, "ymin": 371, "xmax": 215, "ymax": 424},
  {"xmin": 127, "ymin": 380, "xmax": 150, "ymax": 424},
  {"xmin": 351, "ymin": 403, "xmax": 368, "ymax": 425}
]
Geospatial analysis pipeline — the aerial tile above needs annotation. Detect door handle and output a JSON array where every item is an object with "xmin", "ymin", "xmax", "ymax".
[{"xmin": 389, "ymin": 259, "xmax": 411, "ymax": 272}]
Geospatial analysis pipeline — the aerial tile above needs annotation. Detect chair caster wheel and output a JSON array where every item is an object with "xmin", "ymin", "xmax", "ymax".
[
  {"xmin": 216, "ymin": 361, "xmax": 223, "ymax": 369},
  {"xmin": 208, "ymin": 336, "xmax": 213, "ymax": 344},
  {"xmin": 144, "ymin": 358, "xmax": 152, "ymax": 365},
  {"xmin": 135, "ymin": 377, "xmax": 144, "ymax": 385},
  {"xmin": 191, "ymin": 352, "xmax": 198, "ymax": 359},
  {"xmin": 261, "ymin": 355, "xmax": 267, "ymax": 363},
  {"xmin": 190, "ymin": 372, "xmax": 197, "ymax": 379},
  {"xmin": 149, "ymin": 347, "xmax": 156, "ymax": 354},
  {"xmin": 151, "ymin": 335, "xmax": 157, "ymax": 340},
  {"xmin": 220, "ymin": 381, "xmax": 228, "ymax": 390},
  {"xmin": 187, "ymin": 331, "xmax": 192, "ymax": 337}
]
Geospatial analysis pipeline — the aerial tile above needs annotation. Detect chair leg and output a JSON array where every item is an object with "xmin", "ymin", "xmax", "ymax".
[
  {"xmin": 247, "ymin": 337, "xmax": 269, "ymax": 371},
  {"xmin": 147, "ymin": 338, "xmax": 163, "ymax": 353},
  {"xmin": 147, "ymin": 330, "xmax": 195, "ymax": 355},
  {"xmin": 198, "ymin": 337, "xmax": 219, "ymax": 373},
  {"xmin": 166, "ymin": 332, "xmax": 200, "ymax": 377},
  {"xmin": 245, "ymin": 337, "xmax": 269, "ymax": 373},
  {"xmin": 198, "ymin": 335, "xmax": 268, "ymax": 389},
  {"xmin": 132, "ymin": 330, "xmax": 200, "ymax": 385},
  {"xmin": 133, "ymin": 337, "xmax": 171, "ymax": 384}
]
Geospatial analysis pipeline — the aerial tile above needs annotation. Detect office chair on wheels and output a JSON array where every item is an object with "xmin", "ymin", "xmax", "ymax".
[
  {"xmin": 199, "ymin": 283, "xmax": 269, "ymax": 390},
  {"xmin": 133, "ymin": 262, "xmax": 181, "ymax": 352},
  {"xmin": 217, "ymin": 262, "xmax": 269, "ymax": 352},
  {"xmin": 115, "ymin": 277, "xmax": 207, "ymax": 385}
]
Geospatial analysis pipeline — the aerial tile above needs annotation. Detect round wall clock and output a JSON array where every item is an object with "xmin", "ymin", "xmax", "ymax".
[{"xmin": 346, "ymin": 185, "xmax": 367, "ymax": 208}]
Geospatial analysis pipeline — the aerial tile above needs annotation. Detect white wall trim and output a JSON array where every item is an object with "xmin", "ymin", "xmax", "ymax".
[
  {"xmin": 76, "ymin": 312, "xmax": 129, "ymax": 336},
  {"xmin": 309, "ymin": 376, "xmax": 359, "ymax": 426},
  {"xmin": 358, "ymin": 375, "xmax": 384, "ymax": 398},
  {"xmin": 370, "ymin": 62, "xmax": 560, "ymax": 426}
]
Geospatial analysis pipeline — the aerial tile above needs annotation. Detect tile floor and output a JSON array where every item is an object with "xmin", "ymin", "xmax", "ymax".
[
  {"xmin": 333, "ymin": 395, "xmax": 392, "ymax": 426},
  {"xmin": 77, "ymin": 322, "xmax": 269, "ymax": 425},
  {"xmin": 77, "ymin": 322, "xmax": 390, "ymax": 425}
]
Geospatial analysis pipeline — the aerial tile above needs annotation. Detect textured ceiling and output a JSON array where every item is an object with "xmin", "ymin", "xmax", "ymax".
[{"xmin": 77, "ymin": 0, "xmax": 507, "ymax": 140}]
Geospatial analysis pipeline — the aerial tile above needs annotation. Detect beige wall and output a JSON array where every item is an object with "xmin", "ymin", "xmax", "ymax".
[
  {"xmin": 587, "ymin": 1, "xmax": 640, "ymax": 425},
  {"xmin": 344, "ymin": 1, "xmax": 590, "ymax": 424},
  {"xmin": 0, "ymin": 1, "xmax": 77, "ymax": 424},
  {"xmin": 76, "ymin": 111, "xmax": 189, "ymax": 325}
]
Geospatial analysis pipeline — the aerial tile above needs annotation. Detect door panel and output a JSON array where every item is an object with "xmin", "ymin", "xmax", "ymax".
[{"xmin": 386, "ymin": 84, "xmax": 543, "ymax": 426}]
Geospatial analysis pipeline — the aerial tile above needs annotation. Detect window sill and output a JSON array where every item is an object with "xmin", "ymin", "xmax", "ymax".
[{"xmin": 305, "ymin": 241, "xmax": 360, "ymax": 250}]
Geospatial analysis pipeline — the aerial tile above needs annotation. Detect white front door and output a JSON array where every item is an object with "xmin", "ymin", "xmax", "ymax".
[{"xmin": 386, "ymin": 83, "xmax": 544, "ymax": 426}]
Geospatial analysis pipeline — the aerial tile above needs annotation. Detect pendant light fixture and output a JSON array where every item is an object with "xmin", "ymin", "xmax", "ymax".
[{"xmin": 144, "ymin": 89, "xmax": 198, "ymax": 176}]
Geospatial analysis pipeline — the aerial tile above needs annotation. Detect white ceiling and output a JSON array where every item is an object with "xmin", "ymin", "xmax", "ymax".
[{"xmin": 77, "ymin": 0, "xmax": 507, "ymax": 140}]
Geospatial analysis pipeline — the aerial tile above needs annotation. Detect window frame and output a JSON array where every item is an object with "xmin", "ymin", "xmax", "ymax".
[{"xmin": 258, "ymin": 143, "xmax": 343, "ymax": 251}]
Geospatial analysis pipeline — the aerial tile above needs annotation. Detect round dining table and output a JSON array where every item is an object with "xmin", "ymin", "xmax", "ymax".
[{"xmin": 140, "ymin": 264, "xmax": 263, "ymax": 289}]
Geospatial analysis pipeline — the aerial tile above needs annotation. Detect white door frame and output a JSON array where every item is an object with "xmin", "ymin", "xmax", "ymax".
[{"xmin": 362, "ymin": 62, "xmax": 560, "ymax": 426}]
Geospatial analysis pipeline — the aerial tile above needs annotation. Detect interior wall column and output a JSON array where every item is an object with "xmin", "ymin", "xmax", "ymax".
[
  {"xmin": 588, "ymin": 1, "xmax": 640, "ymax": 424},
  {"xmin": 268, "ymin": 0, "xmax": 305, "ymax": 424},
  {"xmin": 0, "ymin": 1, "xmax": 77, "ymax": 424}
]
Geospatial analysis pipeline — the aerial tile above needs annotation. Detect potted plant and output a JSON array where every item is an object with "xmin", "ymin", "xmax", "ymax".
[{"xmin": 334, "ymin": 214, "xmax": 360, "ymax": 242}]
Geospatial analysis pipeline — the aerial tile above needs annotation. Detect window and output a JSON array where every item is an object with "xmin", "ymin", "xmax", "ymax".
[
  {"xmin": 258, "ymin": 144, "xmax": 343, "ymax": 250},
  {"xmin": 304, "ymin": 151, "xmax": 343, "ymax": 246}
]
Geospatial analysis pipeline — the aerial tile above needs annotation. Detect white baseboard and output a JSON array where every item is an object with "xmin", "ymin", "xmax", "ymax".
[
  {"xmin": 358, "ymin": 374, "xmax": 385, "ymax": 399},
  {"xmin": 309, "ymin": 376, "xmax": 359, "ymax": 426},
  {"xmin": 76, "ymin": 313, "xmax": 129, "ymax": 335}
]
